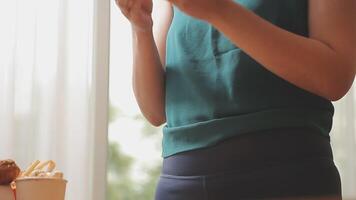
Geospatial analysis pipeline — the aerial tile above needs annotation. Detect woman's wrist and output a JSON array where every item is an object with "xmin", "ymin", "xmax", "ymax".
[
  {"xmin": 130, "ymin": 15, "xmax": 154, "ymax": 35},
  {"xmin": 131, "ymin": 26, "xmax": 157, "ymax": 49},
  {"xmin": 132, "ymin": 25, "xmax": 154, "ymax": 39}
]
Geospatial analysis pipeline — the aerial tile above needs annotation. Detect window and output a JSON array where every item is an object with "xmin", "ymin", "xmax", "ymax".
[{"xmin": 106, "ymin": 1, "xmax": 163, "ymax": 199}]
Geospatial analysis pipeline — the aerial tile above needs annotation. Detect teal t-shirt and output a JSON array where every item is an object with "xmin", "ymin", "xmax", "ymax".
[{"xmin": 162, "ymin": 0, "xmax": 334, "ymax": 158}]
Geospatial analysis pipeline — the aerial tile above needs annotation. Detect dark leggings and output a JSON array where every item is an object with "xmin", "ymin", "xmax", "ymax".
[{"xmin": 155, "ymin": 128, "xmax": 342, "ymax": 200}]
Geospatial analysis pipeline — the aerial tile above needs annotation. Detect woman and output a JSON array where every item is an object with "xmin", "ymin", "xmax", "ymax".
[{"xmin": 116, "ymin": 0, "xmax": 356, "ymax": 199}]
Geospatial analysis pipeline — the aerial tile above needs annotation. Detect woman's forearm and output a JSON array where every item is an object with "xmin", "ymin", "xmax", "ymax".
[
  {"xmin": 132, "ymin": 28, "xmax": 166, "ymax": 126},
  {"xmin": 208, "ymin": 1, "xmax": 354, "ymax": 101}
]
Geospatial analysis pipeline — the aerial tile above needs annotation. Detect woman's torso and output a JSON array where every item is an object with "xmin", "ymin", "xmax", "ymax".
[{"xmin": 162, "ymin": 0, "xmax": 334, "ymax": 158}]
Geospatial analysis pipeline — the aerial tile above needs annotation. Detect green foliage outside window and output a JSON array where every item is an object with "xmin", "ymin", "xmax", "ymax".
[{"xmin": 107, "ymin": 103, "xmax": 162, "ymax": 200}]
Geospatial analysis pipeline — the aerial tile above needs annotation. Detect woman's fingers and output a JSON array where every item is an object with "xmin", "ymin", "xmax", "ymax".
[
  {"xmin": 117, "ymin": 0, "xmax": 136, "ymax": 10},
  {"xmin": 115, "ymin": 0, "xmax": 153, "ymax": 31},
  {"xmin": 116, "ymin": 0, "xmax": 135, "ymax": 18},
  {"xmin": 116, "ymin": 0, "xmax": 129, "ymax": 17},
  {"xmin": 116, "ymin": 0, "xmax": 128, "ymax": 7},
  {"xmin": 121, "ymin": 7, "xmax": 130, "ymax": 18},
  {"xmin": 118, "ymin": 0, "xmax": 142, "ymax": 18},
  {"xmin": 127, "ymin": 0, "xmax": 134, "ymax": 9}
]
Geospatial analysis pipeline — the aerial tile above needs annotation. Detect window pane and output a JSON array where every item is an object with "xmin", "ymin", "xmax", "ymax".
[{"xmin": 107, "ymin": 0, "xmax": 163, "ymax": 199}]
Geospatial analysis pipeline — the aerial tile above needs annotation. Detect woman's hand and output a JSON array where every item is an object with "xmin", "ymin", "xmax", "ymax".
[
  {"xmin": 168, "ymin": 0, "xmax": 228, "ymax": 21},
  {"xmin": 115, "ymin": 0, "xmax": 153, "ymax": 32}
]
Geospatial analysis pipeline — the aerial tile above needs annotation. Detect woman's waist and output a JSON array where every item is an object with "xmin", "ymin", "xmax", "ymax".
[{"xmin": 162, "ymin": 127, "xmax": 333, "ymax": 176}]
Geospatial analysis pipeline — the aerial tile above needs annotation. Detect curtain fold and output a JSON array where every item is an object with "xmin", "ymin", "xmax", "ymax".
[{"xmin": 0, "ymin": 0, "xmax": 96, "ymax": 199}]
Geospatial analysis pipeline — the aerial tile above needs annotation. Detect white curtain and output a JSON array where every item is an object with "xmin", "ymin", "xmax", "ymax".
[
  {"xmin": 0, "ymin": 0, "xmax": 108, "ymax": 199},
  {"xmin": 331, "ymin": 85, "xmax": 356, "ymax": 198}
]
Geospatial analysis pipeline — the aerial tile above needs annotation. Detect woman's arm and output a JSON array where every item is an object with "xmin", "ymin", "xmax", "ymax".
[
  {"xmin": 131, "ymin": 1, "xmax": 173, "ymax": 126},
  {"xmin": 169, "ymin": 0, "xmax": 356, "ymax": 101},
  {"xmin": 116, "ymin": 0, "xmax": 173, "ymax": 126}
]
